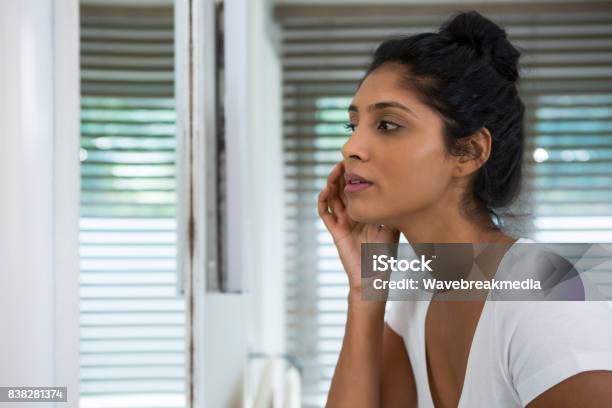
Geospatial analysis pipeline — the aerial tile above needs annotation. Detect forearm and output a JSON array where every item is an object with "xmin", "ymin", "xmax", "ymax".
[{"xmin": 326, "ymin": 290, "xmax": 387, "ymax": 408}]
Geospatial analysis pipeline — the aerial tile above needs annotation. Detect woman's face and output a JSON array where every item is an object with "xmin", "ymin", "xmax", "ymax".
[{"xmin": 342, "ymin": 62, "xmax": 457, "ymax": 225}]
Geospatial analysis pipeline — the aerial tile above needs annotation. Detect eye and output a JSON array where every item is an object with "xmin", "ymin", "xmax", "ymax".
[
  {"xmin": 377, "ymin": 120, "xmax": 400, "ymax": 132},
  {"xmin": 344, "ymin": 123, "xmax": 356, "ymax": 132}
]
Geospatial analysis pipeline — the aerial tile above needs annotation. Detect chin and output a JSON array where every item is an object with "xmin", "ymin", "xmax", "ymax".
[{"xmin": 346, "ymin": 202, "xmax": 384, "ymax": 225}]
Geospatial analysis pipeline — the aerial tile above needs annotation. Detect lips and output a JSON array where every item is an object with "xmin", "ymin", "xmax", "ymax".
[{"xmin": 344, "ymin": 172, "xmax": 373, "ymax": 193}]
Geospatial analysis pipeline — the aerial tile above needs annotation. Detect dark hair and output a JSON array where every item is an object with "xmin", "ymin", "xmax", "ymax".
[{"xmin": 363, "ymin": 10, "xmax": 525, "ymax": 228}]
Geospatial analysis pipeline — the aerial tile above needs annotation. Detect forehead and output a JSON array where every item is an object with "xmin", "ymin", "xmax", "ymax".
[{"xmin": 352, "ymin": 62, "xmax": 425, "ymax": 114}]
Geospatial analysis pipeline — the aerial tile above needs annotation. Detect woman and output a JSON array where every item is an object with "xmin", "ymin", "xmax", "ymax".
[{"xmin": 317, "ymin": 11, "xmax": 612, "ymax": 408}]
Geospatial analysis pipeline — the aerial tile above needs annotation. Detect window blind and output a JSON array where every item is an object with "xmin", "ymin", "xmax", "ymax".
[
  {"xmin": 276, "ymin": 3, "xmax": 612, "ymax": 407},
  {"xmin": 80, "ymin": 6, "xmax": 185, "ymax": 407}
]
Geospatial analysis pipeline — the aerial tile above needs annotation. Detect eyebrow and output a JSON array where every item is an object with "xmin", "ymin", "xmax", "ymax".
[{"xmin": 348, "ymin": 101, "xmax": 419, "ymax": 118}]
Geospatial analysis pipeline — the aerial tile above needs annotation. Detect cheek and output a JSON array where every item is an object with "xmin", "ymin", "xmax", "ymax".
[
  {"xmin": 383, "ymin": 137, "xmax": 452, "ymax": 203},
  {"xmin": 344, "ymin": 132, "xmax": 452, "ymax": 223}
]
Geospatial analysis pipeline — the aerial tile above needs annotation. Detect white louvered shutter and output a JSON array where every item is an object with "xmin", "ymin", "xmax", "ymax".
[
  {"xmin": 79, "ymin": 6, "xmax": 186, "ymax": 407},
  {"xmin": 277, "ymin": 3, "xmax": 612, "ymax": 407}
]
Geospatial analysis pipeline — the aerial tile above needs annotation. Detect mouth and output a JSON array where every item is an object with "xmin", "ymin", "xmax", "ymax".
[{"xmin": 344, "ymin": 172, "xmax": 374, "ymax": 194}]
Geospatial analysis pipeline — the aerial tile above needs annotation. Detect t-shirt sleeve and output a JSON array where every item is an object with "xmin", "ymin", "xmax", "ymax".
[
  {"xmin": 505, "ymin": 301, "xmax": 612, "ymax": 406},
  {"xmin": 384, "ymin": 301, "xmax": 405, "ymax": 336},
  {"xmin": 384, "ymin": 300, "xmax": 422, "ymax": 338}
]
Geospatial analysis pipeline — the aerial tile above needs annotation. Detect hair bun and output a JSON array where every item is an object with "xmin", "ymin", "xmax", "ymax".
[{"xmin": 439, "ymin": 11, "xmax": 520, "ymax": 83}]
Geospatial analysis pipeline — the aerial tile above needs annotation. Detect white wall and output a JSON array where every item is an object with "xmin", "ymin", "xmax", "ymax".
[
  {"xmin": 246, "ymin": 0, "xmax": 287, "ymax": 405},
  {"xmin": 0, "ymin": 0, "xmax": 80, "ymax": 405},
  {"xmin": 199, "ymin": 0, "xmax": 286, "ymax": 405},
  {"xmin": 247, "ymin": 0, "xmax": 286, "ymax": 361},
  {"xmin": 0, "ymin": 0, "xmax": 55, "ymax": 396},
  {"xmin": 53, "ymin": 0, "xmax": 81, "ymax": 404}
]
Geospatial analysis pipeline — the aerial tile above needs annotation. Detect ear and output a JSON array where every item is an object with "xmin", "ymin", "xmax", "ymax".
[{"xmin": 452, "ymin": 127, "xmax": 492, "ymax": 177}]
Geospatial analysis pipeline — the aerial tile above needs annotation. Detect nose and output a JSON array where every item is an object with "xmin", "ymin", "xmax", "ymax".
[{"xmin": 341, "ymin": 127, "xmax": 370, "ymax": 162}]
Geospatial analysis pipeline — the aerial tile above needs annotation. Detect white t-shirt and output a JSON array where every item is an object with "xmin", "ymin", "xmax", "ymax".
[{"xmin": 385, "ymin": 237, "xmax": 612, "ymax": 407}]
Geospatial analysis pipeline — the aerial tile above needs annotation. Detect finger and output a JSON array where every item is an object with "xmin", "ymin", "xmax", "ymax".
[
  {"xmin": 329, "ymin": 194, "xmax": 345, "ymax": 218},
  {"xmin": 318, "ymin": 186, "xmax": 332, "ymax": 215},
  {"xmin": 339, "ymin": 190, "xmax": 348, "ymax": 208},
  {"xmin": 333, "ymin": 161, "xmax": 346, "ymax": 187},
  {"xmin": 331, "ymin": 177, "xmax": 346, "ymax": 211},
  {"xmin": 327, "ymin": 167, "xmax": 347, "ymax": 216},
  {"xmin": 324, "ymin": 163, "xmax": 338, "ymax": 196},
  {"xmin": 323, "ymin": 161, "xmax": 346, "ymax": 220},
  {"xmin": 317, "ymin": 186, "xmax": 337, "ymax": 227},
  {"xmin": 326, "ymin": 162, "xmax": 343, "ymax": 186},
  {"xmin": 333, "ymin": 162, "xmax": 348, "ymax": 207}
]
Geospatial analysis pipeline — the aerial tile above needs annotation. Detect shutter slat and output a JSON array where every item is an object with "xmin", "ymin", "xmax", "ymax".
[{"xmin": 80, "ymin": 5, "xmax": 185, "ymax": 406}]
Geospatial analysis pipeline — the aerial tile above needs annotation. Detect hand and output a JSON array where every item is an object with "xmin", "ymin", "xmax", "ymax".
[{"xmin": 317, "ymin": 161, "xmax": 400, "ymax": 291}]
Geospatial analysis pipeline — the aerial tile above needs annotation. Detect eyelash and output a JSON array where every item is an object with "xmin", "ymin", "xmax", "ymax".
[
  {"xmin": 343, "ymin": 121, "xmax": 401, "ymax": 133},
  {"xmin": 344, "ymin": 123, "xmax": 356, "ymax": 132}
]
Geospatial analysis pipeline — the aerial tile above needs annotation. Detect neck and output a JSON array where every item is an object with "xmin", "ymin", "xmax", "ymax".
[{"xmin": 391, "ymin": 199, "xmax": 514, "ymax": 244}]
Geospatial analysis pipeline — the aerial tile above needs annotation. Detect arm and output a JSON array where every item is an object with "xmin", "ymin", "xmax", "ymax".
[
  {"xmin": 527, "ymin": 371, "xmax": 612, "ymax": 408},
  {"xmin": 318, "ymin": 161, "xmax": 416, "ymax": 407},
  {"xmin": 381, "ymin": 322, "xmax": 418, "ymax": 407},
  {"xmin": 326, "ymin": 293, "xmax": 417, "ymax": 408},
  {"xmin": 325, "ymin": 291, "xmax": 386, "ymax": 407}
]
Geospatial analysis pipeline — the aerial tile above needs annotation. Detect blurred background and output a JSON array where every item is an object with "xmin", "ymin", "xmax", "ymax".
[{"xmin": 1, "ymin": 0, "xmax": 611, "ymax": 407}]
